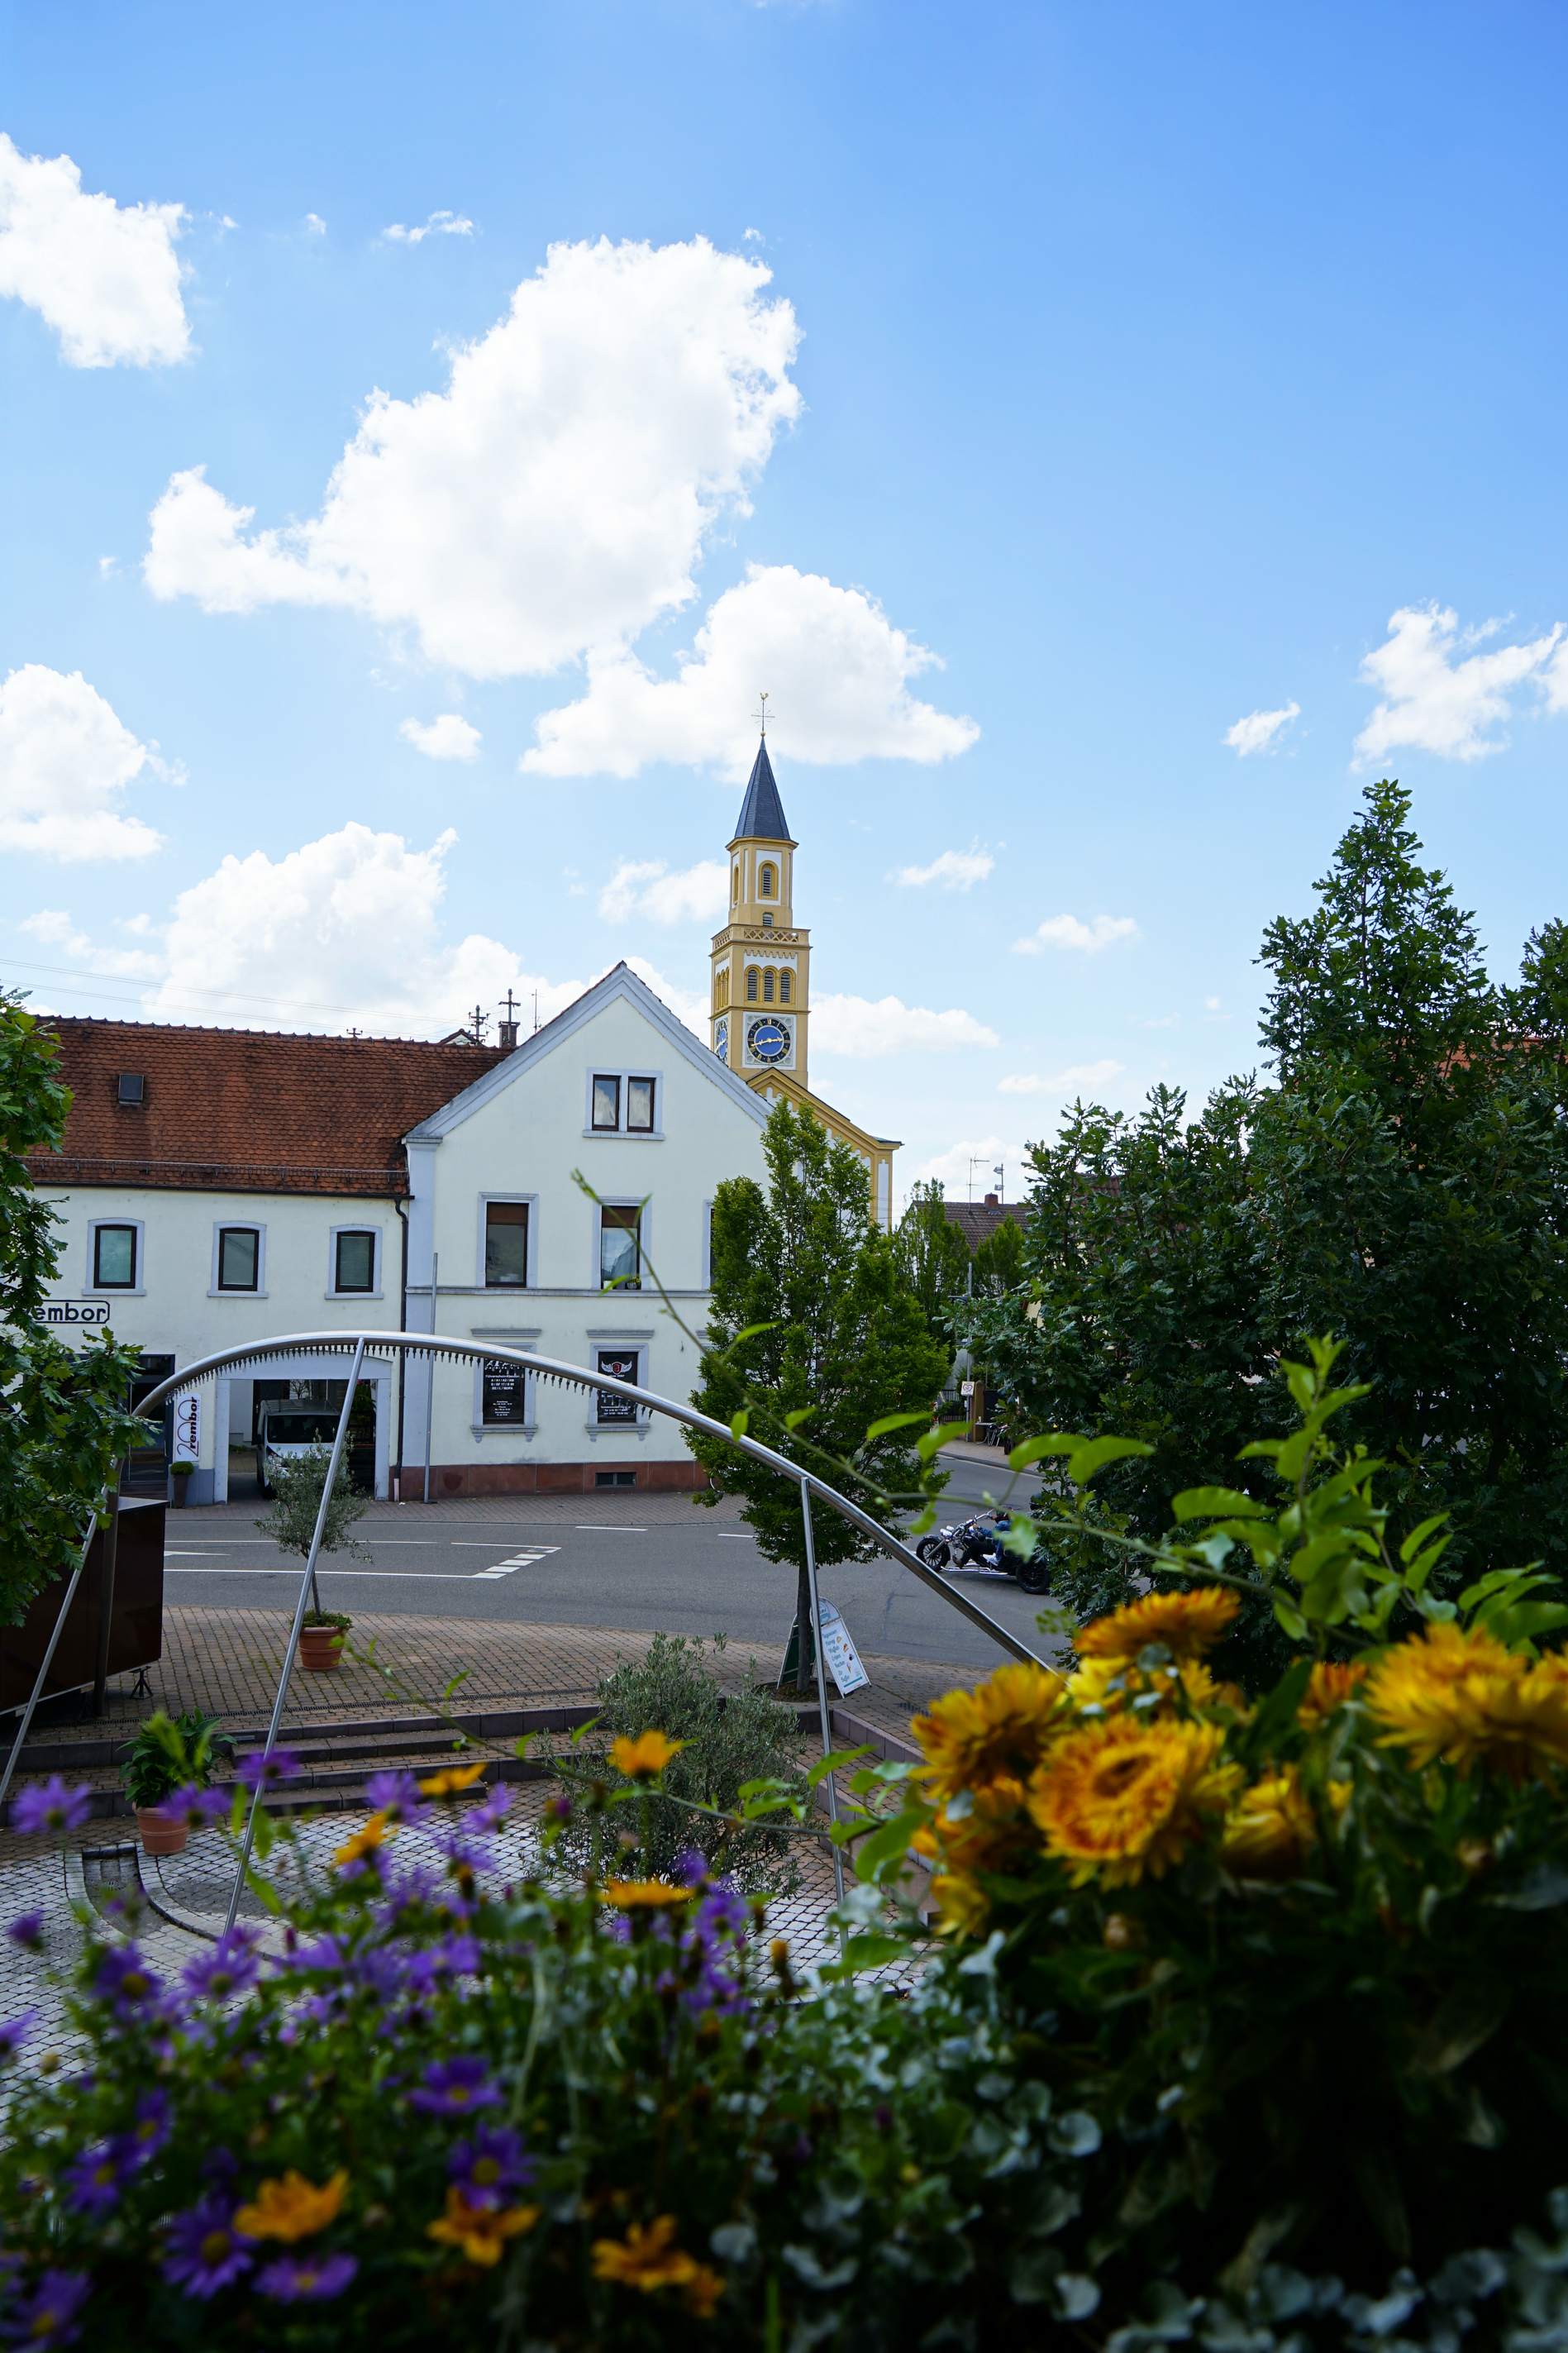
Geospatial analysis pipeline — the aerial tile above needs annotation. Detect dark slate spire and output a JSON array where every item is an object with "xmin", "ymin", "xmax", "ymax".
[{"xmin": 731, "ymin": 736, "xmax": 794, "ymax": 844}]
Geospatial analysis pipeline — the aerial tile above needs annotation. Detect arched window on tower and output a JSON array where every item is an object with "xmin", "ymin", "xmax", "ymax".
[
  {"xmin": 779, "ymin": 970, "xmax": 791, "ymax": 1004},
  {"xmin": 732, "ymin": 865, "xmax": 740, "ymax": 904},
  {"xmin": 763, "ymin": 968, "xmax": 775, "ymax": 1003},
  {"xmin": 746, "ymin": 967, "xmax": 759, "ymax": 1003},
  {"xmin": 759, "ymin": 862, "xmax": 775, "ymax": 898}
]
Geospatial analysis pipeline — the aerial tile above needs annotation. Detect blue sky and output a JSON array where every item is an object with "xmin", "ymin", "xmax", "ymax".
[{"xmin": 3, "ymin": 1, "xmax": 1567, "ymax": 1203}]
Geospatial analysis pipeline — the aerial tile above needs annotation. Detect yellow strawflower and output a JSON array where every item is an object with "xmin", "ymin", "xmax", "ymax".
[
  {"xmin": 1076, "ymin": 1587, "xmax": 1239, "ymax": 1665},
  {"xmin": 911, "ymin": 1663, "xmax": 1066, "ymax": 1801},
  {"xmin": 1297, "ymin": 1659, "xmax": 1368, "ymax": 1731},
  {"xmin": 592, "ymin": 2213, "xmax": 700, "ymax": 2293},
  {"xmin": 1221, "ymin": 1766, "xmax": 1318, "ymax": 1877},
  {"xmin": 427, "ymin": 2188, "xmax": 539, "ymax": 2265},
  {"xmin": 598, "ymin": 1879, "xmax": 698, "ymax": 1908},
  {"xmin": 1366, "ymin": 1621, "xmax": 1568, "ymax": 1784},
  {"xmin": 419, "ymin": 1761, "xmax": 487, "ymax": 1797},
  {"xmin": 332, "ymin": 1810, "xmax": 392, "ymax": 1869},
  {"xmin": 1027, "ymin": 1716, "xmax": 1237, "ymax": 1888},
  {"xmin": 608, "ymin": 1730, "xmax": 686, "ymax": 1779},
  {"xmin": 234, "ymin": 2168, "xmax": 348, "ymax": 2243}
]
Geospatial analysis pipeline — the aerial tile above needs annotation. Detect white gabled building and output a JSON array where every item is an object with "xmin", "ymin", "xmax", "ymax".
[{"xmin": 28, "ymin": 965, "xmax": 766, "ymax": 1503}]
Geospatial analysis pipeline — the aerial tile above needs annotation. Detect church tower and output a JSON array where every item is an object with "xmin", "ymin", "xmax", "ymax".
[
  {"xmin": 708, "ymin": 725, "xmax": 900, "ymax": 1229},
  {"xmin": 709, "ymin": 732, "xmax": 811, "ymax": 1088}
]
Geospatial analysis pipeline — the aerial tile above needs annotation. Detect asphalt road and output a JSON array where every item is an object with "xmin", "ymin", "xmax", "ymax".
[{"xmin": 162, "ymin": 1492, "xmax": 1051, "ymax": 1675}]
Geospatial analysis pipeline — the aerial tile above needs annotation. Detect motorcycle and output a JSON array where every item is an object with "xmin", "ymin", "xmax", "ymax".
[{"xmin": 915, "ymin": 1512, "xmax": 1051, "ymax": 1595}]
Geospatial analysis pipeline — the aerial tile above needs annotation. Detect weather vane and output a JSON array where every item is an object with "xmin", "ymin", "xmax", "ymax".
[{"xmin": 752, "ymin": 691, "xmax": 770, "ymax": 738}]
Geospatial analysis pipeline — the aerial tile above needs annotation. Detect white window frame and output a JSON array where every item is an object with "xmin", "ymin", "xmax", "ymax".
[
  {"xmin": 593, "ymin": 1196, "xmax": 651, "ymax": 1293},
  {"xmin": 582, "ymin": 1067, "xmax": 665, "ymax": 1140},
  {"xmin": 583, "ymin": 1330, "xmax": 652, "ymax": 1435},
  {"xmin": 469, "ymin": 1339, "xmax": 539, "ymax": 1439},
  {"xmin": 326, "ymin": 1223, "xmax": 384, "ymax": 1301},
  {"xmin": 88, "ymin": 1216, "xmax": 145, "ymax": 1296},
  {"xmin": 209, "ymin": 1221, "xmax": 267, "ymax": 1299},
  {"xmin": 475, "ymin": 1193, "xmax": 538, "ymax": 1291}
]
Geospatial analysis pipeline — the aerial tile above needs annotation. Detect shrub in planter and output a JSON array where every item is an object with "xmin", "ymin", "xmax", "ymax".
[
  {"xmin": 548, "ymin": 1632, "xmax": 805, "ymax": 1894},
  {"xmin": 168, "ymin": 1458, "xmax": 196, "ymax": 1506},
  {"xmin": 119, "ymin": 1711, "xmax": 230, "ymax": 1854}
]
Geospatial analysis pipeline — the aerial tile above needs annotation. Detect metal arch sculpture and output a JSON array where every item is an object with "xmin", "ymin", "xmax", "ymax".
[{"xmin": 1, "ymin": 1330, "xmax": 1047, "ymax": 1929}]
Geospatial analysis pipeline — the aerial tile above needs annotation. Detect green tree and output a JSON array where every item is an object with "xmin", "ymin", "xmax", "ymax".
[
  {"xmin": 971, "ymin": 1211, "xmax": 1024, "ymax": 1296},
  {"xmin": 255, "ymin": 1439, "xmax": 372, "ymax": 1563},
  {"xmin": 689, "ymin": 1100, "xmax": 951, "ymax": 1692},
  {"xmin": 893, "ymin": 1179, "xmax": 970, "ymax": 1331},
  {"xmin": 0, "ymin": 991, "xmax": 145, "ymax": 1625},
  {"xmin": 967, "ymin": 782, "xmax": 1568, "ymax": 1687}
]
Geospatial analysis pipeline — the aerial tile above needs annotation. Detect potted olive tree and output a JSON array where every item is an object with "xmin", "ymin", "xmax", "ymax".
[
  {"xmin": 255, "ymin": 1440, "xmax": 370, "ymax": 1673},
  {"xmin": 119, "ymin": 1710, "xmax": 228, "ymax": 1856}
]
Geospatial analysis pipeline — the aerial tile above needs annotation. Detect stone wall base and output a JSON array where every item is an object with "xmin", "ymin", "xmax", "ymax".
[{"xmin": 394, "ymin": 1459, "xmax": 712, "ymax": 1501}]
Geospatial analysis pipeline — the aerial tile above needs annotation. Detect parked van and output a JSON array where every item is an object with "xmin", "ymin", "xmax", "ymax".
[{"xmin": 255, "ymin": 1402, "xmax": 369, "ymax": 1500}]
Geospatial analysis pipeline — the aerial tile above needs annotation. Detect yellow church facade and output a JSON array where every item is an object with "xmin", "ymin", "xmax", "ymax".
[{"xmin": 708, "ymin": 735, "xmax": 899, "ymax": 1228}]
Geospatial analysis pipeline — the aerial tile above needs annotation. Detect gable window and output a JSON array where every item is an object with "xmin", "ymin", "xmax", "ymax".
[
  {"xmin": 627, "ymin": 1077, "xmax": 655, "ymax": 1133},
  {"xmin": 217, "ymin": 1228, "xmax": 260, "ymax": 1291},
  {"xmin": 746, "ymin": 967, "xmax": 759, "ymax": 1002},
  {"xmin": 94, "ymin": 1224, "xmax": 137, "ymax": 1288},
  {"xmin": 600, "ymin": 1205, "xmax": 641, "ymax": 1291},
  {"xmin": 592, "ymin": 1075, "xmax": 621, "ymax": 1130},
  {"xmin": 759, "ymin": 862, "xmax": 776, "ymax": 898},
  {"xmin": 335, "ymin": 1230, "xmax": 376, "ymax": 1293},
  {"xmin": 484, "ymin": 1201, "xmax": 531, "ymax": 1287},
  {"xmin": 779, "ymin": 970, "xmax": 792, "ymax": 1004}
]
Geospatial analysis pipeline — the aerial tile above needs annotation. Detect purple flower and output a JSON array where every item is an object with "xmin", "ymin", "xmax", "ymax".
[
  {"xmin": 164, "ymin": 1784, "xmax": 229, "ymax": 1830},
  {"xmin": 379, "ymin": 1857, "xmax": 441, "ymax": 1913},
  {"xmin": 122, "ymin": 2088, "xmax": 174, "ymax": 2165},
  {"xmin": 3, "ymin": 2269, "xmax": 91, "ymax": 2346},
  {"xmin": 0, "ymin": 2010, "xmax": 39, "ymax": 2064},
  {"xmin": 160, "ymin": 2196, "xmax": 255, "ymax": 2298},
  {"xmin": 674, "ymin": 1846, "xmax": 709, "ymax": 1886},
  {"xmin": 91, "ymin": 1945, "xmax": 166, "ymax": 2025},
  {"xmin": 467, "ymin": 1784, "xmax": 514, "ymax": 1833},
  {"xmin": 409, "ymin": 2055, "xmax": 501, "ymax": 2117},
  {"xmin": 348, "ymin": 1948, "xmax": 403, "ymax": 2005},
  {"xmin": 544, "ymin": 1792, "xmax": 574, "ymax": 1827},
  {"xmin": 181, "ymin": 1927, "xmax": 262, "ymax": 2002},
  {"xmin": 449, "ymin": 2125, "xmax": 535, "ymax": 2210},
  {"xmin": 255, "ymin": 2251, "xmax": 358, "ymax": 2303},
  {"xmin": 280, "ymin": 1932, "xmax": 346, "ymax": 1976},
  {"xmin": 7, "ymin": 1912, "xmax": 45, "ymax": 1950},
  {"xmin": 363, "ymin": 1769, "xmax": 424, "ymax": 1820},
  {"xmin": 62, "ymin": 2142, "xmax": 129, "ymax": 2220},
  {"xmin": 201, "ymin": 2144, "xmax": 239, "ymax": 2185},
  {"xmin": 11, "ymin": 1778, "xmax": 93, "ymax": 1837},
  {"xmin": 236, "ymin": 1748, "xmax": 299, "ymax": 1791},
  {"xmin": 432, "ymin": 1934, "xmax": 481, "ymax": 1977}
]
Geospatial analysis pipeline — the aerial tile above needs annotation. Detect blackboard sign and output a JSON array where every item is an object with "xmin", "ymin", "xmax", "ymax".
[
  {"xmin": 595, "ymin": 1349, "xmax": 639, "ymax": 1425},
  {"xmin": 481, "ymin": 1359, "xmax": 527, "ymax": 1425}
]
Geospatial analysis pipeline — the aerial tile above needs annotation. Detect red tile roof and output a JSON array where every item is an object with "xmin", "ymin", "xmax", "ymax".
[{"xmin": 25, "ymin": 1019, "xmax": 504, "ymax": 1198}]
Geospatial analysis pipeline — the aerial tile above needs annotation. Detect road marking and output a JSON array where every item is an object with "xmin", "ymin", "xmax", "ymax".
[
  {"xmin": 574, "ymin": 1525, "xmax": 647, "ymax": 1533},
  {"xmin": 717, "ymin": 1533, "xmax": 755, "ymax": 1539},
  {"xmin": 473, "ymin": 1548, "xmax": 560, "ymax": 1582},
  {"xmin": 164, "ymin": 1550, "xmax": 224, "ymax": 1558}
]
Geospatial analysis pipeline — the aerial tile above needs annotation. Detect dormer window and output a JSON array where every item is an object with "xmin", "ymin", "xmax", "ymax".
[{"xmin": 117, "ymin": 1072, "xmax": 145, "ymax": 1106}]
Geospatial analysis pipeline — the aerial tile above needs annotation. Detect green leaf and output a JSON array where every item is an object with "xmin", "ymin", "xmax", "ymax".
[
  {"xmin": 1242, "ymin": 1656, "xmax": 1313, "ymax": 1759},
  {"xmin": 783, "ymin": 1406, "xmax": 816, "ymax": 1431},
  {"xmin": 1008, "ymin": 1433, "xmax": 1079, "ymax": 1473},
  {"xmin": 1273, "ymin": 1598, "xmax": 1308, "ymax": 1639},
  {"xmin": 819, "ymin": 1931, "xmax": 908, "ymax": 1976},
  {"xmin": 728, "ymin": 1409, "xmax": 750, "ymax": 1442},
  {"xmin": 1066, "ymin": 1436, "xmax": 1153, "ymax": 1484},
  {"xmin": 1172, "ymin": 1486, "xmax": 1269, "ymax": 1521},
  {"xmin": 851, "ymin": 1805, "xmax": 929, "ymax": 1883},
  {"xmin": 863, "ymin": 1410, "xmax": 935, "ymax": 1444},
  {"xmin": 250, "ymin": 1805, "xmax": 274, "ymax": 1863},
  {"xmin": 807, "ymin": 1746, "xmax": 872, "ymax": 1789}
]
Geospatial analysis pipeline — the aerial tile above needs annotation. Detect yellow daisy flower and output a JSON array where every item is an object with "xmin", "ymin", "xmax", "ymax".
[
  {"xmin": 427, "ymin": 2188, "xmax": 540, "ymax": 2266},
  {"xmin": 1027, "ymin": 1716, "xmax": 1237, "ymax": 1888},
  {"xmin": 234, "ymin": 2168, "xmax": 348, "ymax": 2243},
  {"xmin": 419, "ymin": 1761, "xmax": 488, "ymax": 1797},
  {"xmin": 911, "ymin": 1662, "xmax": 1066, "ymax": 1801},
  {"xmin": 332, "ymin": 1810, "xmax": 392, "ymax": 1869},
  {"xmin": 1366, "ymin": 1621, "xmax": 1568, "ymax": 1784},
  {"xmin": 591, "ymin": 2213, "xmax": 699, "ymax": 2293},
  {"xmin": 598, "ymin": 1879, "xmax": 698, "ymax": 1909},
  {"xmin": 1221, "ymin": 1766, "xmax": 1318, "ymax": 1877},
  {"xmin": 1076, "ymin": 1587, "xmax": 1239, "ymax": 1665},
  {"xmin": 608, "ymin": 1730, "xmax": 687, "ymax": 1779},
  {"xmin": 1297, "ymin": 1659, "xmax": 1368, "ymax": 1731}
]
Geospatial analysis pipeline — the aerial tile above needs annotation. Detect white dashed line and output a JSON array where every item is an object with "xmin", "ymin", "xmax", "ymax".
[{"xmin": 473, "ymin": 1547, "xmax": 561, "ymax": 1582}]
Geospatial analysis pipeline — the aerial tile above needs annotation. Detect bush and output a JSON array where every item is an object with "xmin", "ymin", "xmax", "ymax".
[{"xmin": 550, "ymin": 1632, "xmax": 806, "ymax": 1896}]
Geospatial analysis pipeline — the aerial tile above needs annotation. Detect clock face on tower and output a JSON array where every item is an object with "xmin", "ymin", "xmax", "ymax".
[
  {"xmin": 713, "ymin": 1018, "xmax": 729, "ymax": 1062},
  {"xmin": 746, "ymin": 1018, "xmax": 789, "ymax": 1064}
]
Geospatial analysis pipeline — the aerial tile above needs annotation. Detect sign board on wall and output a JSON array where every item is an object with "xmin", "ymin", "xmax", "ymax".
[
  {"xmin": 173, "ymin": 1392, "xmax": 202, "ymax": 1463},
  {"xmin": 33, "ymin": 1301, "xmax": 111, "ymax": 1327}
]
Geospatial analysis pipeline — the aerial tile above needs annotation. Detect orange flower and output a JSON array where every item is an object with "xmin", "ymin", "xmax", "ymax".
[
  {"xmin": 419, "ymin": 1761, "xmax": 487, "ymax": 1797},
  {"xmin": 592, "ymin": 2213, "xmax": 699, "ymax": 2293},
  {"xmin": 1076, "ymin": 1587, "xmax": 1239, "ymax": 1665},
  {"xmin": 608, "ymin": 1731, "xmax": 686, "ymax": 1780},
  {"xmin": 332, "ymin": 1810, "xmax": 392, "ymax": 1869},
  {"xmin": 1366, "ymin": 1622, "xmax": 1568, "ymax": 1784},
  {"xmin": 234, "ymin": 2168, "xmax": 348, "ymax": 2243},
  {"xmin": 427, "ymin": 2187, "xmax": 540, "ymax": 2265},
  {"xmin": 1297, "ymin": 1659, "xmax": 1368, "ymax": 1731},
  {"xmin": 912, "ymin": 1663, "xmax": 1066, "ymax": 1801},
  {"xmin": 1027, "ymin": 1716, "xmax": 1237, "ymax": 1888},
  {"xmin": 1220, "ymin": 1767, "xmax": 1318, "ymax": 1877},
  {"xmin": 598, "ymin": 1879, "xmax": 698, "ymax": 1909},
  {"xmin": 684, "ymin": 2264, "xmax": 727, "ymax": 2318},
  {"xmin": 928, "ymin": 1871, "xmax": 992, "ymax": 1937}
]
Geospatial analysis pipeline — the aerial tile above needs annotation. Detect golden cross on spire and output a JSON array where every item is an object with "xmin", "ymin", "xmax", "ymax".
[{"xmin": 752, "ymin": 690, "xmax": 770, "ymax": 738}]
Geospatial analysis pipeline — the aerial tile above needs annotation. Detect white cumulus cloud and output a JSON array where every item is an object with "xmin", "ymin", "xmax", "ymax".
[
  {"xmin": 1225, "ymin": 700, "xmax": 1299, "ymax": 756},
  {"xmin": 399, "ymin": 713, "xmax": 481, "ymax": 761},
  {"xmin": 1356, "ymin": 604, "xmax": 1566, "ymax": 764},
  {"xmin": 998, "ymin": 1060, "xmax": 1124, "ymax": 1095},
  {"xmin": 0, "ymin": 665, "xmax": 165, "ymax": 860},
  {"xmin": 598, "ymin": 857, "xmax": 729, "ymax": 924},
  {"xmin": 890, "ymin": 842, "xmax": 994, "ymax": 890},
  {"xmin": 143, "ymin": 236, "xmax": 802, "ymax": 678},
  {"xmin": 0, "ymin": 133, "xmax": 188, "ymax": 367},
  {"xmin": 810, "ymin": 994, "xmax": 998, "ymax": 1057},
  {"xmin": 521, "ymin": 564, "xmax": 979, "ymax": 778},
  {"xmin": 909, "ymin": 1134, "xmax": 1030, "ymax": 1201},
  {"xmin": 1012, "ymin": 914, "xmax": 1139, "ymax": 956},
  {"xmin": 383, "ymin": 211, "xmax": 474, "ymax": 244}
]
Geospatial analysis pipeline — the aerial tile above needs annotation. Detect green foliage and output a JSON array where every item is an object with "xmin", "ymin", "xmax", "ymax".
[
  {"xmin": 0, "ymin": 990, "xmax": 148, "ymax": 1625},
  {"xmin": 548, "ymin": 1632, "xmax": 806, "ymax": 1894},
  {"xmin": 255, "ymin": 1440, "xmax": 372, "ymax": 1562},
  {"xmin": 303, "ymin": 1609, "xmax": 352, "ymax": 1631},
  {"xmin": 966, "ymin": 782, "xmax": 1568, "ymax": 1688},
  {"xmin": 688, "ymin": 1096, "xmax": 950, "ymax": 1582},
  {"xmin": 118, "ymin": 1709, "xmax": 227, "ymax": 1809},
  {"xmin": 893, "ymin": 1178, "xmax": 971, "ymax": 1329},
  {"xmin": 971, "ymin": 1209, "xmax": 1024, "ymax": 1296}
]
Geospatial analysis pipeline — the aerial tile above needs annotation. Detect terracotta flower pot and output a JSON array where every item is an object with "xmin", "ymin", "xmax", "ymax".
[
  {"xmin": 298, "ymin": 1627, "xmax": 346, "ymax": 1673},
  {"xmin": 136, "ymin": 1806, "xmax": 189, "ymax": 1857}
]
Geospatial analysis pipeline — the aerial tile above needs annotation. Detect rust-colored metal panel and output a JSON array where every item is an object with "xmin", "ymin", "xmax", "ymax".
[{"xmin": 0, "ymin": 1500, "xmax": 164, "ymax": 1711}]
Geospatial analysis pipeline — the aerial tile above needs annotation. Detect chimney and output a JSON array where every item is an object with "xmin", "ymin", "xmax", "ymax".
[
  {"xmin": 984, "ymin": 1192, "xmax": 998, "ymax": 1210},
  {"xmin": 498, "ymin": 1020, "xmax": 518, "ymax": 1050}
]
